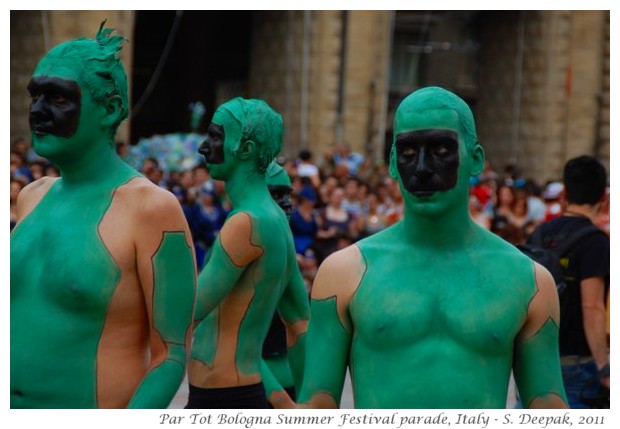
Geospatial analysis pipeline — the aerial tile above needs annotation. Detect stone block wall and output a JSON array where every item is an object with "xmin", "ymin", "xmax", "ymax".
[
  {"xmin": 476, "ymin": 10, "xmax": 609, "ymax": 183},
  {"xmin": 249, "ymin": 11, "xmax": 392, "ymax": 162}
]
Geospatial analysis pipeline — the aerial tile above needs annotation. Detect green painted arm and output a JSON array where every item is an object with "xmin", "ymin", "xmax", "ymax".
[
  {"xmin": 298, "ymin": 297, "xmax": 350, "ymax": 407},
  {"xmin": 513, "ymin": 319, "xmax": 568, "ymax": 407},
  {"xmin": 128, "ymin": 232, "xmax": 196, "ymax": 408},
  {"xmin": 261, "ymin": 358, "xmax": 286, "ymax": 398},
  {"xmin": 194, "ymin": 235, "xmax": 246, "ymax": 322},
  {"xmin": 277, "ymin": 267, "xmax": 310, "ymax": 393}
]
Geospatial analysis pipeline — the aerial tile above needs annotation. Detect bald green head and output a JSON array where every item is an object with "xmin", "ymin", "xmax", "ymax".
[
  {"xmin": 389, "ymin": 86, "xmax": 485, "ymax": 216},
  {"xmin": 393, "ymin": 86, "xmax": 478, "ymax": 153}
]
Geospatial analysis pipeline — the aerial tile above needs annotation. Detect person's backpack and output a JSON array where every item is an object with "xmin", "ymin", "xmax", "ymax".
[{"xmin": 516, "ymin": 223, "xmax": 601, "ymax": 298}]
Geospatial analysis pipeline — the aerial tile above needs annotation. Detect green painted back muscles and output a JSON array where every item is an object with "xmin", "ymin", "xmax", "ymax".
[{"xmin": 128, "ymin": 232, "xmax": 196, "ymax": 408}]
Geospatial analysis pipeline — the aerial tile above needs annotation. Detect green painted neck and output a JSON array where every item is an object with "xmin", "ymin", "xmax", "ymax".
[
  {"xmin": 56, "ymin": 141, "xmax": 129, "ymax": 188},
  {"xmin": 400, "ymin": 195, "xmax": 476, "ymax": 248},
  {"xmin": 224, "ymin": 165, "xmax": 271, "ymax": 207}
]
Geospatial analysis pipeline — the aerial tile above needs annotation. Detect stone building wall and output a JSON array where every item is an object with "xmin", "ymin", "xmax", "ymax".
[
  {"xmin": 249, "ymin": 11, "xmax": 343, "ymax": 159},
  {"xmin": 476, "ymin": 10, "xmax": 608, "ymax": 182},
  {"xmin": 249, "ymin": 11, "xmax": 392, "ymax": 161},
  {"xmin": 11, "ymin": 11, "xmax": 46, "ymax": 144},
  {"xmin": 341, "ymin": 11, "xmax": 392, "ymax": 162},
  {"xmin": 598, "ymin": 11, "xmax": 610, "ymax": 174}
]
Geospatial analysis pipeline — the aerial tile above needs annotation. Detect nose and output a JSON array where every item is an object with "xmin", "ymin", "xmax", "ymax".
[
  {"xmin": 414, "ymin": 147, "xmax": 432, "ymax": 179},
  {"xmin": 29, "ymin": 96, "xmax": 47, "ymax": 117},
  {"xmin": 198, "ymin": 139, "xmax": 211, "ymax": 158},
  {"xmin": 282, "ymin": 195, "xmax": 293, "ymax": 209}
]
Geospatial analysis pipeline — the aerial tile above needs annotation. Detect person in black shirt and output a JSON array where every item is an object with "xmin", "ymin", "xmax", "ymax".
[{"xmin": 527, "ymin": 155, "xmax": 610, "ymax": 408}]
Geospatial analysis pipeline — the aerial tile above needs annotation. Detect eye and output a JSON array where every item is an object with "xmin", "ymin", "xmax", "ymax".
[
  {"xmin": 401, "ymin": 146, "xmax": 417, "ymax": 157},
  {"xmin": 51, "ymin": 94, "xmax": 68, "ymax": 104},
  {"xmin": 434, "ymin": 145, "xmax": 449, "ymax": 156}
]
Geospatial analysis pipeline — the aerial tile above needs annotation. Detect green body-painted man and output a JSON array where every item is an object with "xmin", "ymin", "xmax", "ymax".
[
  {"xmin": 187, "ymin": 98, "xmax": 309, "ymax": 408},
  {"xmin": 10, "ymin": 24, "xmax": 196, "ymax": 408},
  {"xmin": 298, "ymin": 86, "xmax": 568, "ymax": 409},
  {"xmin": 261, "ymin": 160, "xmax": 308, "ymax": 408}
]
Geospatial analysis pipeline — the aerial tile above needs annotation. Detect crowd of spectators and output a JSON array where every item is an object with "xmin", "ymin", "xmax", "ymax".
[{"xmin": 10, "ymin": 136, "xmax": 610, "ymax": 289}]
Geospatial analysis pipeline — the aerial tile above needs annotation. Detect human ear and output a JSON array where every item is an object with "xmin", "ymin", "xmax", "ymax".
[
  {"xmin": 236, "ymin": 139, "xmax": 255, "ymax": 160},
  {"xmin": 101, "ymin": 94, "xmax": 123, "ymax": 128},
  {"xmin": 468, "ymin": 143, "xmax": 485, "ymax": 176}
]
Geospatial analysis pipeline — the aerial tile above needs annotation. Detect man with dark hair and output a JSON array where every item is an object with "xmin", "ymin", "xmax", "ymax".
[
  {"xmin": 527, "ymin": 155, "xmax": 610, "ymax": 408},
  {"xmin": 188, "ymin": 98, "xmax": 308, "ymax": 409},
  {"xmin": 11, "ymin": 23, "xmax": 196, "ymax": 408}
]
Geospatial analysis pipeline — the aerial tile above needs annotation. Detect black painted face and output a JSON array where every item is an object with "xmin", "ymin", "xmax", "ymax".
[
  {"xmin": 28, "ymin": 76, "xmax": 81, "ymax": 137},
  {"xmin": 198, "ymin": 123, "xmax": 225, "ymax": 164},
  {"xmin": 395, "ymin": 129, "xmax": 460, "ymax": 197},
  {"xmin": 268, "ymin": 184, "xmax": 294, "ymax": 217}
]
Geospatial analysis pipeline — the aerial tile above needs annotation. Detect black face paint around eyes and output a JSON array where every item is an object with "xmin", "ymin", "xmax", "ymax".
[
  {"xmin": 198, "ymin": 123, "xmax": 225, "ymax": 164},
  {"xmin": 394, "ymin": 129, "xmax": 460, "ymax": 197},
  {"xmin": 28, "ymin": 76, "xmax": 81, "ymax": 138}
]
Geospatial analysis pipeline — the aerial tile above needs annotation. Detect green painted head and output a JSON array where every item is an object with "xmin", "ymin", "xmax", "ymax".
[
  {"xmin": 265, "ymin": 159, "xmax": 293, "ymax": 217},
  {"xmin": 199, "ymin": 97, "xmax": 283, "ymax": 181},
  {"xmin": 28, "ymin": 22, "xmax": 129, "ymax": 162},
  {"xmin": 389, "ymin": 86, "xmax": 484, "ymax": 216}
]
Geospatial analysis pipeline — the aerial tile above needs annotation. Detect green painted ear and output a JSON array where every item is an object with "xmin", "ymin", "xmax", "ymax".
[
  {"xmin": 388, "ymin": 145, "xmax": 399, "ymax": 179},
  {"xmin": 101, "ymin": 94, "xmax": 123, "ymax": 129},
  {"xmin": 236, "ymin": 139, "xmax": 255, "ymax": 160},
  {"xmin": 469, "ymin": 143, "xmax": 485, "ymax": 176}
]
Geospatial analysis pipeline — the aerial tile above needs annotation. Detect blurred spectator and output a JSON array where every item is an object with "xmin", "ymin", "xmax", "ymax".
[
  {"xmin": 11, "ymin": 136, "xmax": 41, "ymax": 163},
  {"xmin": 192, "ymin": 164, "xmax": 215, "ymax": 194},
  {"xmin": 469, "ymin": 194, "xmax": 492, "ymax": 230},
  {"xmin": 479, "ymin": 159, "xmax": 500, "ymax": 183},
  {"xmin": 182, "ymin": 188, "xmax": 228, "ymax": 270},
  {"xmin": 290, "ymin": 185, "xmax": 319, "ymax": 257},
  {"xmin": 470, "ymin": 177, "xmax": 495, "ymax": 212},
  {"xmin": 543, "ymin": 181, "xmax": 564, "ymax": 221},
  {"xmin": 510, "ymin": 190, "xmax": 530, "ymax": 243},
  {"xmin": 494, "ymin": 184, "xmax": 516, "ymax": 220},
  {"xmin": 341, "ymin": 177, "xmax": 362, "ymax": 218},
  {"xmin": 333, "ymin": 142, "xmax": 365, "ymax": 176},
  {"xmin": 11, "ymin": 151, "xmax": 33, "ymax": 184},
  {"xmin": 141, "ymin": 156, "xmax": 159, "ymax": 178},
  {"xmin": 318, "ymin": 176, "xmax": 338, "ymax": 208},
  {"xmin": 384, "ymin": 179, "xmax": 404, "ymax": 227},
  {"xmin": 169, "ymin": 169, "xmax": 193, "ymax": 204},
  {"xmin": 358, "ymin": 192, "xmax": 387, "ymax": 237},
  {"xmin": 28, "ymin": 160, "xmax": 47, "ymax": 182},
  {"xmin": 149, "ymin": 166, "xmax": 166, "ymax": 188},
  {"xmin": 10, "ymin": 178, "xmax": 27, "ymax": 231},
  {"xmin": 523, "ymin": 179, "xmax": 546, "ymax": 225},
  {"xmin": 332, "ymin": 163, "xmax": 350, "ymax": 185},
  {"xmin": 314, "ymin": 186, "xmax": 358, "ymax": 263},
  {"xmin": 45, "ymin": 164, "xmax": 60, "ymax": 177},
  {"xmin": 296, "ymin": 149, "xmax": 321, "ymax": 189},
  {"xmin": 491, "ymin": 214, "xmax": 525, "ymax": 245}
]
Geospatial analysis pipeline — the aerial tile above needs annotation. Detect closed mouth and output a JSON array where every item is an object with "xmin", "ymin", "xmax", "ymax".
[{"xmin": 412, "ymin": 190, "xmax": 435, "ymax": 198}]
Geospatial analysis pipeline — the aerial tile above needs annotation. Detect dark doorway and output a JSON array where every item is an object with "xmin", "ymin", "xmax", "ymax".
[{"xmin": 130, "ymin": 10, "xmax": 253, "ymax": 142}]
